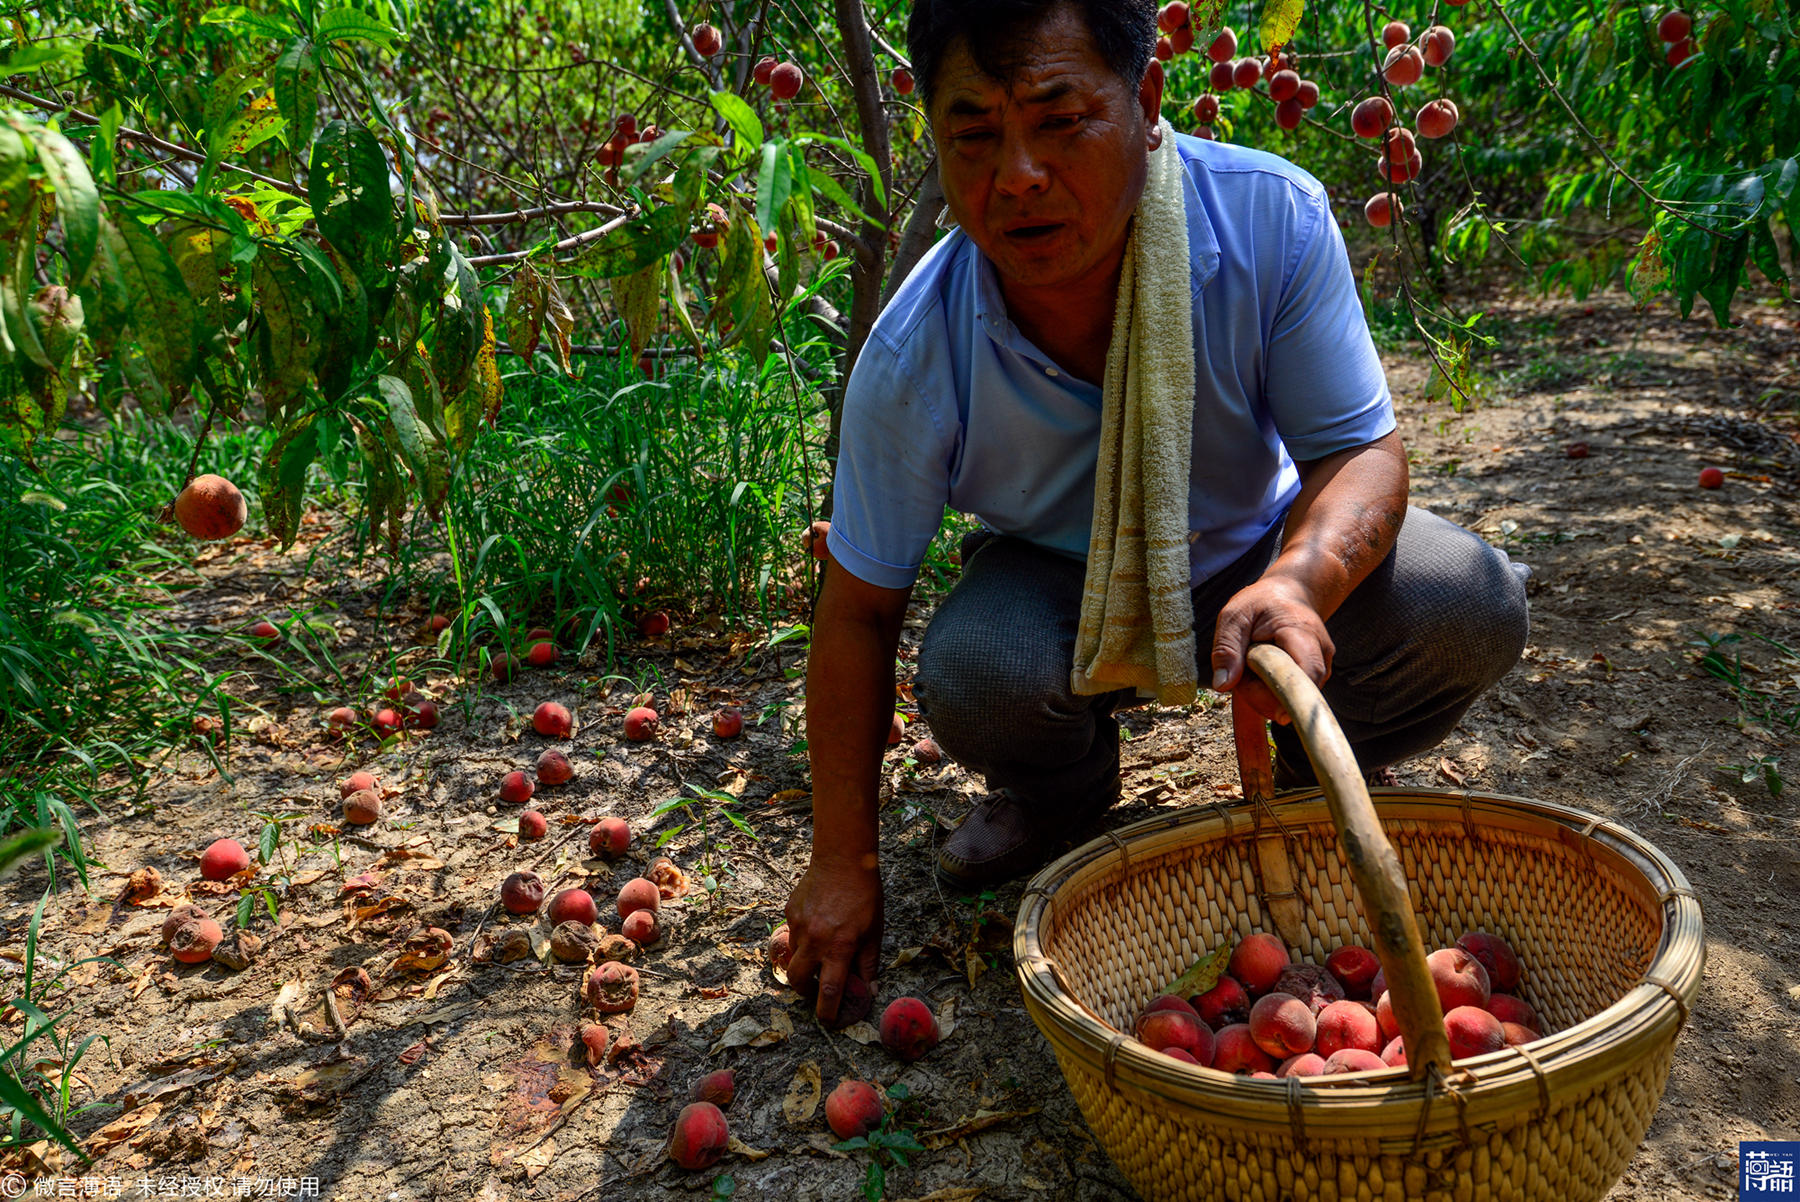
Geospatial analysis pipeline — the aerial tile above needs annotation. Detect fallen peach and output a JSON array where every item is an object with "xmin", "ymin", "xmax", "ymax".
[
  {"xmin": 1315, "ymin": 999, "xmax": 1382, "ymax": 1058},
  {"xmin": 326, "ymin": 706, "xmax": 362, "ymax": 732},
  {"xmin": 711, "ymin": 706, "xmax": 744, "ymax": 738},
  {"xmin": 200, "ymin": 838, "xmax": 249, "ymax": 881},
  {"xmin": 880, "ymin": 997, "xmax": 942, "ymax": 1062},
  {"xmin": 586, "ymin": 961, "xmax": 640, "ymax": 1013},
  {"xmin": 590, "ymin": 816, "xmax": 631, "ymax": 858},
  {"xmin": 161, "ymin": 904, "xmax": 211, "ymax": 946},
  {"xmin": 405, "ymin": 699, "xmax": 439, "ymax": 730},
  {"xmin": 1192, "ymin": 974, "xmax": 1250, "ymax": 1027},
  {"xmin": 371, "ymin": 707, "xmax": 403, "ymax": 736},
  {"xmin": 616, "ymin": 878, "xmax": 660, "ymax": 919},
  {"xmin": 1228, "ymin": 934, "xmax": 1290, "ymax": 996},
  {"xmin": 491, "ymin": 653, "xmax": 519, "ymax": 682},
  {"xmin": 624, "ymin": 706, "xmax": 659, "ymax": 741},
  {"xmin": 547, "ymin": 888, "xmax": 598, "ymax": 927},
  {"xmin": 343, "ymin": 789, "xmax": 381, "ymax": 826},
  {"xmin": 500, "ymin": 771, "xmax": 535, "ymax": 805},
  {"xmin": 668, "ymin": 1101, "xmax": 729, "ymax": 1170},
  {"xmin": 537, "ymin": 749, "xmax": 574, "ymax": 785},
  {"xmin": 1485, "ymin": 993, "xmax": 1538, "ymax": 1029},
  {"xmin": 825, "ymin": 1079, "xmax": 883, "ymax": 1140},
  {"xmin": 648, "ymin": 856, "xmax": 688, "ymax": 897},
  {"xmin": 1455, "ymin": 931, "xmax": 1521, "ymax": 993},
  {"xmin": 887, "ymin": 712, "xmax": 906, "ymax": 745},
  {"xmin": 518, "ymin": 810, "xmax": 548, "ymax": 840},
  {"xmin": 620, "ymin": 910, "xmax": 657, "ymax": 946},
  {"xmin": 340, "ymin": 770, "xmax": 379, "ymax": 798},
  {"xmin": 1277, "ymin": 1052, "xmax": 1328, "ymax": 1078},
  {"xmin": 532, "ymin": 702, "xmax": 573, "ymax": 739},
  {"xmin": 174, "ymin": 474, "xmax": 248, "ymax": 540},
  {"xmin": 169, "ymin": 917, "xmax": 223, "ymax": 964},
  {"xmin": 768, "ymin": 925, "xmax": 793, "ymax": 974},
  {"xmin": 1325, "ymin": 945, "xmax": 1381, "ymax": 1000},
  {"xmin": 1444, "ymin": 1005, "xmax": 1508, "ymax": 1059},
  {"xmin": 526, "ymin": 641, "xmax": 559, "ymax": 667},
  {"xmin": 911, "ymin": 737, "xmax": 942, "ymax": 765},
  {"xmin": 691, "ymin": 1069, "xmax": 736, "ymax": 1108},
  {"xmin": 637, "ymin": 611, "xmax": 671, "ymax": 638},
  {"xmin": 551, "ymin": 921, "xmax": 601, "ymax": 963},
  {"xmin": 1211, "ymin": 1023, "xmax": 1275, "ymax": 1074},
  {"xmin": 580, "ymin": 1023, "xmax": 610, "ymax": 1066},
  {"xmin": 501, "ymin": 870, "xmax": 546, "ymax": 915},
  {"xmin": 1320, "ymin": 1048, "xmax": 1387, "ymax": 1075},
  {"xmin": 829, "ymin": 975, "xmax": 874, "ymax": 1030},
  {"xmin": 248, "ymin": 619, "xmax": 281, "ymax": 645},
  {"xmin": 1427, "ymin": 947, "xmax": 1492, "ymax": 1010},
  {"xmin": 1249, "ymin": 992, "xmax": 1316, "ymax": 1058}
]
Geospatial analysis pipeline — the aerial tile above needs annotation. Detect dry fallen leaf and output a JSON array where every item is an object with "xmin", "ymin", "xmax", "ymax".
[
  {"xmin": 726, "ymin": 1135, "xmax": 770, "ymax": 1161},
  {"xmin": 921, "ymin": 1108, "xmax": 1041, "ymax": 1150},
  {"xmin": 839, "ymin": 1021, "xmax": 881, "ymax": 1046},
  {"xmin": 782, "ymin": 1061, "xmax": 821, "ymax": 1125}
]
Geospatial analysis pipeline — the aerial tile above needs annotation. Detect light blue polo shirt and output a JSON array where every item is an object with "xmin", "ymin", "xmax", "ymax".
[{"xmin": 828, "ymin": 133, "xmax": 1394, "ymax": 592}]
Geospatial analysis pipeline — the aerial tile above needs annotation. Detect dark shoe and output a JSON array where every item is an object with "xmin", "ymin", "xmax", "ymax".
[{"xmin": 936, "ymin": 790, "xmax": 1105, "ymax": 887}]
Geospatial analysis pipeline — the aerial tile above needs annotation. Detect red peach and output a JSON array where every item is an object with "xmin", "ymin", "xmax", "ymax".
[
  {"xmin": 537, "ymin": 749, "xmax": 573, "ymax": 786},
  {"xmin": 770, "ymin": 62, "xmax": 804, "ymax": 101},
  {"xmin": 1228, "ymin": 934, "xmax": 1290, "ymax": 996},
  {"xmin": 1206, "ymin": 27, "xmax": 1237, "ymax": 62},
  {"xmin": 1325, "ymin": 945, "xmax": 1381, "ymax": 999},
  {"xmin": 1231, "ymin": 58, "xmax": 1261, "ymax": 89},
  {"xmin": 617, "ymin": 877, "xmax": 660, "ymax": 918},
  {"xmin": 169, "ymin": 917, "xmax": 223, "ymax": 964},
  {"xmin": 1351, "ymin": 96, "xmax": 1394, "ymax": 138},
  {"xmin": 887, "ymin": 712, "xmax": 906, "ymax": 745},
  {"xmin": 1699, "ymin": 466, "xmax": 1725, "ymax": 489},
  {"xmin": 1455, "ymin": 931, "xmax": 1521, "ymax": 992},
  {"xmin": 1375, "ymin": 991, "xmax": 1399, "ymax": 1042},
  {"xmin": 911, "ymin": 738, "xmax": 942, "ymax": 765},
  {"xmin": 1192, "ymin": 975, "xmax": 1250, "ymax": 1026},
  {"xmin": 533, "ymin": 701, "xmax": 573, "ymax": 738},
  {"xmin": 248, "ymin": 619, "xmax": 281, "ymax": 645},
  {"xmin": 491, "ymin": 653, "xmax": 519, "ymax": 682},
  {"xmin": 1315, "ymin": 999, "xmax": 1382, "ymax": 1057},
  {"xmin": 200, "ymin": 838, "xmax": 249, "ymax": 881},
  {"xmin": 1423, "ymin": 25, "xmax": 1456, "ymax": 67},
  {"xmin": 621, "ymin": 908, "xmax": 659, "ymax": 945},
  {"xmin": 547, "ymin": 888, "xmax": 598, "ymax": 927},
  {"xmin": 174, "ymin": 474, "xmax": 247, "ymax": 540},
  {"xmin": 712, "ymin": 706, "xmax": 744, "ymax": 738},
  {"xmin": 1427, "ymin": 947, "xmax": 1493, "ymax": 1010},
  {"xmin": 1208, "ymin": 60, "xmax": 1235, "ymax": 91},
  {"xmin": 1277, "ymin": 1052, "xmax": 1328, "ymax": 1078},
  {"xmin": 427, "ymin": 614, "xmax": 452, "ymax": 634},
  {"xmin": 1320, "ymin": 1048, "xmax": 1388, "ymax": 1075},
  {"xmin": 372, "ymin": 708, "xmax": 403, "ymax": 736},
  {"xmin": 406, "ymin": 699, "xmax": 439, "ymax": 730},
  {"xmin": 1417, "ymin": 97, "xmax": 1460, "ymax": 139},
  {"xmin": 580, "ymin": 1023, "xmax": 609, "ymax": 1066},
  {"xmin": 1445, "ymin": 1005, "xmax": 1508, "ymax": 1059},
  {"xmin": 624, "ymin": 706, "xmax": 660, "ymax": 741},
  {"xmin": 1250, "ymin": 1070, "xmax": 1278, "ymax": 1080},
  {"xmin": 1365, "ymin": 192, "xmax": 1402, "ymax": 229},
  {"xmin": 1211, "ymin": 1023, "xmax": 1275, "ymax": 1074},
  {"xmin": 326, "ymin": 706, "xmax": 362, "ymax": 731},
  {"xmin": 1382, "ymin": 19, "xmax": 1411, "ymax": 48},
  {"xmin": 1162, "ymin": 1047, "xmax": 1200, "ymax": 1065},
  {"xmin": 1192, "ymin": 94, "xmax": 1220, "ymax": 124},
  {"xmin": 690, "ymin": 22, "xmax": 722, "ymax": 57},
  {"xmin": 1268, "ymin": 68, "xmax": 1300, "ymax": 102},
  {"xmin": 1155, "ymin": 36, "xmax": 1173, "ymax": 61},
  {"xmin": 590, "ymin": 816, "xmax": 631, "ymax": 858},
  {"xmin": 1383, "ymin": 44, "xmax": 1425, "ymax": 86},
  {"xmin": 1486, "ymin": 993, "xmax": 1538, "ymax": 1029},
  {"xmin": 1657, "ymin": 10, "xmax": 1691, "ymax": 41},
  {"xmin": 501, "ymin": 870, "xmax": 545, "ymax": 914},
  {"xmin": 1567, "ymin": 441, "xmax": 1591, "ymax": 459},
  {"xmin": 891, "ymin": 67, "xmax": 914, "ymax": 95},
  {"xmin": 768, "ymin": 925, "xmax": 793, "ymax": 974},
  {"xmin": 161, "ymin": 904, "xmax": 211, "ymax": 946},
  {"xmin": 1142, "ymin": 994, "xmax": 1200, "ymax": 1019},
  {"xmin": 752, "ymin": 57, "xmax": 776, "ymax": 85},
  {"xmin": 1380, "ymin": 1035, "xmax": 1407, "ymax": 1067},
  {"xmin": 1249, "ymin": 993, "xmax": 1316, "ymax": 1058},
  {"xmin": 586, "ymin": 961, "xmax": 639, "ymax": 1012},
  {"xmin": 1501, "ymin": 1021, "xmax": 1541, "ymax": 1047},
  {"xmin": 343, "ymin": 789, "xmax": 381, "ymax": 826},
  {"xmin": 879, "ymin": 997, "xmax": 941, "ymax": 1062},
  {"xmin": 1135, "ymin": 1010, "xmax": 1215, "ymax": 1066},
  {"xmin": 825, "ymin": 1079, "xmax": 882, "ymax": 1139},
  {"xmin": 525, "ymin": 627, "xmax": 554, "ymax": 642},
  {"xmin": 691, "ymin": 1069, "xmax": 735, "ymax": 1108},
  {"xmin": 526, "ymin": 641, "xmax": 558, "ymax": 667},
  {"xmin": 500, "ymin": 771, "xmax": 534, "ymax": 805},
  {"xmin": 637, "ymin": 611, "xmax": 671, "ymax": 638},
  {"xmin": 382, "ymin": 679, "xmax": 414, "ymax": 702},
  {"xmin": 1297, "ymin": 79, "xmax": 1320, "ymax": 109},
  {"xmin": 518, "ymin": 810, "xmax": 548, "ymax": 840}
]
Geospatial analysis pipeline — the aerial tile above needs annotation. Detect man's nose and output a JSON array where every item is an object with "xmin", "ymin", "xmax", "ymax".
[{"xmin": 992, "ymin": 133, "xmax": 1051, "ymax": 197}]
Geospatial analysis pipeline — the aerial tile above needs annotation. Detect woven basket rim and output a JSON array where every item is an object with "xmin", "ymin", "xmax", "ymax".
[{"xmin": 1012, "ymin": 786, "xmax": 1705, "ymax": 1135}]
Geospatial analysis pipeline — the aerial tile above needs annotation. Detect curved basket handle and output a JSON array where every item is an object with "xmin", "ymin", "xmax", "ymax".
[{"xmin": 1234, "ymin": 643, "xmax": 1454, "ymax": 1080}]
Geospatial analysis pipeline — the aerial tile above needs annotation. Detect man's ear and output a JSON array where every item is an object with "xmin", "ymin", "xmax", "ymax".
[{"xmin": 1139, "ymin": 59, "xmax": 1166, "ymax": 149}]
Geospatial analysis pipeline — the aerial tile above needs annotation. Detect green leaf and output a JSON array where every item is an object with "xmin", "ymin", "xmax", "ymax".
[
  {"xmin": 0, "ymin": 1068, "xmax": 83, "ymax": 1162},
  {"xmin": 92, "ymin": 103, "xmax": 122, "ymax": 187},
  {"xmin": 611, "ymin": 260, "xmax": 663, "ymax": 360},
  {"xmin": 564, "ymin": 207, "xmax": 688, "ymax": 279},
  {"xmin": 756, "ymin": 141, "xmax": 794, "ymax": 239},
  {"xmin": 259, "ymin": 822, "xmax": 279, "ymax": 865},
  {"xmin": 309, "ymin": 121, "xmax": 398, "ymax": 298},
  {"xmin": 624, "ymin": 129, "xmax": 692, "ymax": 186},
  {"xmin": 1258, "ymin": 0, "xmax": 1305, "ymax": 50},
  {"xmin": 0, "ymin": 117, "xmax": 39, "ymax": 244},
  {"xmin": 795, "ymin": 134, "xmax": 887, "ymax": 211},
  {"xmin": 378, "ymin": 374, "xmax": 451, "ymax": 519},
  {"xmin": 316, "ymin": 7, "xmax": 401, "ymax": 50},
  {"xmin": 274, "ymin": 38, "xmax": 320, "ymax": 153},
  {"xmin": 1159, "ymin": 941, "xmax": 1232, "ymax": 999},
  {"xmin": 862, "ymin": 1162, "xmax": 884, "ymax": 1202},
  {"xmin": 237, "ymin": 891, "xmax": 255, "ymax": 928},
  {"xmin": 96, "ymin": 217, "xmax": 202, "ymax": 400},
  {"xmin": 808, "ymin": 168, "xmax": 876, "ymax": 228},
  {"xmin": 33, "ymin": 128, "xmax": 100, "ymax": 283},
  {"xmin": 251, "ymin": 248, "xmax": 325, "ymax": 417},
  {"xmin": 0, "ymin": 829, "xmax": 63, "ymax": 880},
  {"xmin": 432, "ymin": 238, "xmax": 484, "ymax": 399},
  {"xmin": 0, "ymin": 41, "xmax": 85, "ymax": 73},
  {"xmin": 715, "ymin": 209, "xmax": 772, "ymax": 364},
  {"xmin": 259, "ymin": 413, "xmax": 321, "ymax": 547},
  {"xmin": 710, "ymin": 91, "xmax": 765, "ymax": 151},
  {"xmin": 169, "ymin": 222, "xmax": 240, "ymax": 337}
]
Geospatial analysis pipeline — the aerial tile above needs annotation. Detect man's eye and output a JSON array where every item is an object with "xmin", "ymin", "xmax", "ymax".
[
  {"xmin": 1044, "ymin": 115, "xmax": 1081, "ymax": 129},
  {"xmin": 952, "ymin": 130, "xmax": 994, "ymax": 143}
]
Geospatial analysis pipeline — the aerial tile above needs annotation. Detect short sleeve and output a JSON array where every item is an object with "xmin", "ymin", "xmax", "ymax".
[
  {"xmin": 1262, "ymin": 196, "xmax": 1395, "ymax": 461},
  {"xmin": 827, "ymin": 332, "xmax": 955, "ymax": 589}
]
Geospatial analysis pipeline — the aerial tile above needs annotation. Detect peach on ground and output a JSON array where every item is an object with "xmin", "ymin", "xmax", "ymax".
[
  {"xmin": 1211, "ymin": 1023, "xmax": 1275, "ymax": 1074},
  {"xmin": 712, "ymin": 707, "xmax": 744, "ymax": 738},
  {"xmin": 621, "ymin": 908, "xmax": 659, "ymax": 945},
  {"xmin": 1444, "ymin": 1005, "xmax": 1508, "ymax": 1059},
  {"xmin": 501, "ymin": 870, "xmax": 545, "ymax": 914},
  {"xmin": 200, "ymin": 839, "xmax": 249, "ymax": 881},
  {"xmin": 828, "ymin": 975, "xmax": 874, "ymax": 1030},
  {"xmin": 586, "ymin": 961, "xmax": 640, "ymax": 1013},
  {"xmin": 547, "ymin": 887, "xmax": 598, "ymax": 927},
  {"xmin": 169, "ymin": 918, "xmax": 223, "ymax": 964},
  {"xmin": 1228, "ymin": 934, "xmax": 1290, "ymax": 996},
  {"xmin": 616, "ymin": 878, "xmax": 660, "ymax": 918},
  {"xmin": 1427, "ymin": 946, "xmax": 1493, "ymax": 1010},
  {"xmin": 825, "ymin": 1080, "xmax": 882, "ymax": 1139},
  {"xmin": 768, "ymin": 925, "xmax": 793, "ymax": 973},
  {"xmin": 879, "ymin": 997, "xmax": 942, "ymax": 1062},
  {"xmin": 1248, "ymin": 992, "xmax": 1316, "ymax": 1058},
  {"xmin": 1315, "ymin": 999, "xmax": 1382, "ymax": 1057},
  {"xmin": 162, "ymin": 904, "xmax": 210, "ymax": 946},
  {"xmin": 1192, "ymin": 975, "xmax": 1250, "ymax": 1026},
  {"xmin": 691, "ymin": 1069, "xmax": 735, "ymax": 1107},
  {"xmin": 499, "ymin": 771, "xmax": 534, "ymax": 804},
  {"xmin": 518, "ymin": 810, "xmax": 548, "ymax": 840},
  {"xmin": 343, "ymin": 789, "xmax": 381, "ymax": 826},
  {"xmin": 580, "ymin": 1023, "xmax": 609, "ymax": 1066},
  {"xmin": 527, "ymin": 642, "xmax": 558, "ymax": 667},
  {"xmin": 537, "ymin": 749, "xmax": 573, "ymax": 785},
  {"xmin": 624, "ymin": 706, "xmax": 659, "ymax": 741},
  {"xmin": 532, "ymin": 701, "xmax": 572, "ymax": 738},
  {"xmin": 668, "ymin": 1101, "xmax": 729, "ymax": 1170},
  {"xmin": 590, "ymin": 816, "xmax": 631, "ymax": 858}
]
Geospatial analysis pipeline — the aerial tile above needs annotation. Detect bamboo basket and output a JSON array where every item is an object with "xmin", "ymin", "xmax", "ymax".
[{"xmin": 1014, "ymin": 645, "xmax": 1704, "ymax": 1202}]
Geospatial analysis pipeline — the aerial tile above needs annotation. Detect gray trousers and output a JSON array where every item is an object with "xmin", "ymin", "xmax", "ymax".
[{"xmin": 913, "ymin": 506, "xmax": 1529, "ymax": 808}]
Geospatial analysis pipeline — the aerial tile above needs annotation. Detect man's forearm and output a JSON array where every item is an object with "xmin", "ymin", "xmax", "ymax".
[
  {"xmin": 1267, "ymin": 431, "xmax": 1410, "ymax": 621},
  {"xmin": 805, "ymin": 567, "xmax": 909, "ymax": 865}
]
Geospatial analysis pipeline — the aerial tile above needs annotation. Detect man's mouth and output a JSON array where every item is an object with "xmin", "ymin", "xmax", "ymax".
[{"xmin": 1004, "ymin": 222, "xmax": 1064, "ymax": 241}]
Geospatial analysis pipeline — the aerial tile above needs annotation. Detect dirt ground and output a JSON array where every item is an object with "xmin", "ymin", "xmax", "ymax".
[{"xmin": 4, "ymin": 285, "xmax": 1798, "ymax": 1201}]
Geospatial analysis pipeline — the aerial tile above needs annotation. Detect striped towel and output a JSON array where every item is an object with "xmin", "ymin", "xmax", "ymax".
[{"xmin": 1070, "ymin": 118, "xmax": 1198, "ymax": 706}]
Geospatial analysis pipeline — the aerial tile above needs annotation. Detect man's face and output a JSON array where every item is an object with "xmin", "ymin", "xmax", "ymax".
[{"xmin": 928, "ymin": 5, "xmax": 1163, "ymax": 296}]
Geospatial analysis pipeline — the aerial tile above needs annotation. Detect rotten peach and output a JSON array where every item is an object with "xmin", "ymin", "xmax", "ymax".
[
  {"xmin": 169, "ymin": 917, "xmax": 223, "ymax": 964},
  {"xmin": 580, "ymin": 1023, "xmax": 609, "ymax": 1066},
  {"xmin": 590, "ymin": 816, "xmax": 631, "ymax": 858},
  {"xmin": 585, "ymin": 961, "xmax": 640, "ymax": 1013},
  {"xmin": 501, "ymin": 870, "xmax": 546, "ymax": 915},
  {"xmin": 1192, "ymin": 975, "xmax": 1250, "ymax": 1027},
  {"xmin": 161, "ymin": 904, "xmax": 211, "ymax": 946},
  {"xmin": 551, "ymin": 921, "xmax": 600, "ymax": 963},
  {"xmin": 711, "ymin": 706, "xmax": 744, "ymax": 739},
  {"xmin": 343, "ymin": 789, "xmax": 381, "ymax": 826},
  {"xmin": 1274, "ymin": 963, "xmax": 1345, "ymax": 1015},
  {"xmin": 768, "ymin": 924, "xmax": 793, "ymax": 974}
]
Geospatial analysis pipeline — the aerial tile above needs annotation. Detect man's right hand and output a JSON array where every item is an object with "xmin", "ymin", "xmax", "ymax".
[{"xmin": 784, "ymin": 853, "xmax": 884, "ymax": 1024}]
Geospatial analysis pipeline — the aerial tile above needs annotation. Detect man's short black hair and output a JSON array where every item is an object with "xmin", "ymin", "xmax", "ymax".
[{"xmin": 906, "ymin": 0, "xmax": 1159, "ymax": 110}]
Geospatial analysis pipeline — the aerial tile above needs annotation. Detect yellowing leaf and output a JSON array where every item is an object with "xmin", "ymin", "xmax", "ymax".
[
  {"xmin": 1258, "ymin": 0, "xmax": 1304, "ymax": 50},
  {"xmin": 782, "ymin": 1061, "xmax": 821, "ymax": 1124}
]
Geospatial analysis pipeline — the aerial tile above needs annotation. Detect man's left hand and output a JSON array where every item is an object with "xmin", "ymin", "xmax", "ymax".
[{"xmin": 1209, "ymin": 573, "xmax": 1335, "ymax": 723}]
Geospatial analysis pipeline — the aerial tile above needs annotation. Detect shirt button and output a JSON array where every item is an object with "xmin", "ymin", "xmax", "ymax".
[{"xmin": 1046, "ymin": 367, "xmax": 1059, "ymax": 377}]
